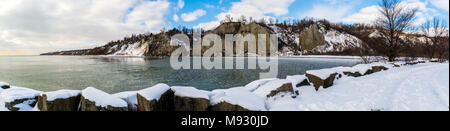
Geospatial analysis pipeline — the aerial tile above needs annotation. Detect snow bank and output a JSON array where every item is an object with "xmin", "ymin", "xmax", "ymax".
[
  {"xmin": 332, "ymin": 66, "xmax": 358, "ymax": 74},
  {"xmin": 243, "ymin": 78, "xmax": 278, "ymax": 91},
  {"xmin": 274, "ymin": 63, "xmax": 449, "ymax": 111},
  {"xmin": 81, "ymin": 87, "xmax": 127, "ymax": 108},
  {"xmin": 0, "ymin": 86, "xmax": 42, "ymax": 103},
  {"xmin": 211, "ymin": 88, "xmax": 267, "ymax": 111},
  {"xmin": 137, "ymin": 83, "xmax": 171, "ymax": 101},
  {"xmin": 352, "ymin": 64, "xmax": 372, "ymax": 75},
  {"xmin": 44, "ymin": 90, "xmax": 81, "ymax": 101},
  {"xmin": 171, "ymin": 86, "xmax": 211, "ymax": 99},
  {"xmin": 253, "ymin": 79, "xmax": 293, "ymax": 98}
]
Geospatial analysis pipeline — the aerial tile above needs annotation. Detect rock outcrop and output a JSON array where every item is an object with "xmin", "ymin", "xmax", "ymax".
[
  {"xmin": 171, "ymin": 86, "xmax": 211, "ymax": 111},
  {"xmin": 299, "ymin": 24, "xmax": 327, "ymax": 51},
  {"xmin": 136, "ymin": 83, "xmax": 174, "ymax": 111},
  {"xmin": 0, "ymin": 82, "xmax": 10, "ymax": 89},
  {"xmin": 210, "ymin": 88, "xmax": 267, "ymax": 111},
  {"xmin": 305, "ymin": 69, "xmax": 339, "ymax": 91},
  {"xmin": 286, "ymin": 75, "xmax": 310, "ymax": 87},
  {"xmin": 112, "ymin": 91, "xmax": 139, "ymax": 111},
  {"xmin": 37, "ymin": 90, "xmax": 81, "ymax": 111},
  {"xmin": 80, "ymin": 87, "xmax": 128, "ymax": 111},
  {"xmin": 0, "ymin": 87, "xmax": 42, "ymax": 111}
]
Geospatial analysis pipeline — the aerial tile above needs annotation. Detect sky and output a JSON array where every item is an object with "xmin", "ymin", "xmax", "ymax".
[{"xmin": 0, "ymin": 0, "xmax": 448, "ymax": 56}]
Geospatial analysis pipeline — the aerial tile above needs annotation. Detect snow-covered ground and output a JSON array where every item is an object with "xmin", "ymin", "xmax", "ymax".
[{"xmin": 268, "ymin": 63, "xmax": 449, "ymax": 111}]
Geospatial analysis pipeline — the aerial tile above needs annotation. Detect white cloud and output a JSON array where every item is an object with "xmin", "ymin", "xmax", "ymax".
[
  {"xmin": 195, "ymin": 0, "xmax": 295, "ymax": 30},
  {"xmin": 342, "ymin": 0, "xmax": 438, "ymax": 26},
  {"xmin": 0, "ymin": 0, "xmax": 170, "ymax": 55},
  {"xmin": 177, "ymin": 0, "xmax": 185, "ymax": 9},
  {"xmin": 181, "ymin": 9, "xmax": 206, "ymax": 22},
  {"xmin": 429, "ymin": 0, "xmax": 449, "ymax": 11},
  {"xmin": 342, "ymin": 6, "xmax": 380, "ymax": 24}
]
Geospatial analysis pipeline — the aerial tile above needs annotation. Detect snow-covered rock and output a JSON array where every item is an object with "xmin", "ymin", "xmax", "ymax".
[
  {"xmin": 243, "ymin": 78, "xmax": 278, "ymax": 92},
  {"xmin": 0, "ymin": 82, "xmax": 10, "ymax": 89},
  {"xmin": 136, "ymin": 83, "xmax": 173, "ymax": 111},
  {"xmin": 80, "ymin": 87, "xmax": 128, "ymax": 111},
  {"xmin": 210, "ymin": 88, "xmax": 267, "ymax": 111},
  {"xmin": 305, "ymin": 68, "xmax": 339, "ymax": 91},
  {"xmin": 253, "ymin": 79, "xmax": 294, "ymax": 98},
  {"xmin": 0, "ymin": 86, "xmax": 42, "ymax": 111},
  {"xmin": 171, "ymin": 86, "xmax": 212, "ymax": 111},
  {"xmin": 332, "ymin": 66, "xmax": 362, "ymax": 77},
  {"xmin": 37, "ymin": 90, "xmax": 81, "ymax": 111},
  {"xmin": 112, "ymin": 91, "xmax": 138, "ymax": 111},
  {"xmin": 286, "ymin": 75, "xmax": 310, "ymax": 88}
]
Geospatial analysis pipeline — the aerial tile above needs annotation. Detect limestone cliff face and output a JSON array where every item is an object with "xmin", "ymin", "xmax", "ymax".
[
  {"xmin": 298, "ymin": 24, "xmax": 327, "ymax": 51},
  {"xmin": 41, "ymin": 22, "xmax": 368, "ymax": 56},
  {"xmin": 206, "ymin": 22, "xmax": 285, "ymax": 56}
]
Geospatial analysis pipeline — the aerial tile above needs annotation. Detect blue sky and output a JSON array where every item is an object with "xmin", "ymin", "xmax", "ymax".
[
  {"xmin": 0, "ymin": 0, "xmax": 448, "ymax": 55},
  {"xmin": 166, "ymin": 0, "xmax": 449, "ymax": 29}
]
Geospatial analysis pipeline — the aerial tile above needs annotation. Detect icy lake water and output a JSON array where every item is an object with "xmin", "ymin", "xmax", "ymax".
[{"xmin": 0, "ymin": 56, "xmax": 360, "ymax": 93}]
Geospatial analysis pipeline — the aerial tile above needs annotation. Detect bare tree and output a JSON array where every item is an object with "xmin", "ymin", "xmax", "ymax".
[
  {"xmin": 240, "ymin": 15, "xmax": 247, "ymax": 24},
  {"xmin": 421, "ymin": 17, "xmax": 447, "ymax": 59},
  {"xmin": 376, "ymin": 0, "xmax": 418, "ymax": 62}
]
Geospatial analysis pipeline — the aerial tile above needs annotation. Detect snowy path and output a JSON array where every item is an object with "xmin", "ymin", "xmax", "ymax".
[{"xmin": 268, "ymin": 63, "xmax": 449, "ymax": 111}]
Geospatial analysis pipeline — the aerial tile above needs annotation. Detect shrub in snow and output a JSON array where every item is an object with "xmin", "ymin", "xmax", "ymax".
[
  {"xmin": 37, "ymin": 90, "xmax": 81, "ymax": 111},
  {"xmin": 305, "ymin": 68, "xmax": 339, "ymax": 91},
  {"xmin": 253, "ymin": 79, "xmax": 294, "ymax": 99},
  {"xmin": 0, "ymin": 87, "xmax": 42, "ymax": 111},
  {"xmin": 80, "ymin": 87, "xmax": 128, "ymax": 111},
  {"xmin": 112, "ymin": 91, "xmax": 138, "ymax": 111},
  {"xmin": 210, "ymin": 88, "xmax": 267, "ymax": 111},
  {"xmin": 0, "ymin": 82, "xmax": 10, "ymax": 89},
  {"xmin": 136, "ymin": 83, "xmax": 174, "ymax": 111},
  {"xmin": 171, "ymin": 86, "xmax": 212, "ymax": 111}
]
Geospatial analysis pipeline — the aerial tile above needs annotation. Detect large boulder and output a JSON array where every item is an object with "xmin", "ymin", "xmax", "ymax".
[
  {"xmin": 136, "ymin": 83, "xmax": 174, "ymax": 111},
  {"xmin": 0, "ymin": 87, "xmax": 42, "ymax": 111},
  {"xmin": 80, "ymin": 87, "xmax": 128, "ymax": 111},
  {"xmin": 253, "ymin": 79, "xmax": 294, "ymax": 98},
  {"xmin": 112, "ymin": 91, "xmax": 138, "ymax": 111},
  {"xmin": 0, "ymin": 82, "xmax": 10, "ymax": 89},
  {"xmin": 305, "ymin": 69, "xmax": 338, "ymax": 91},
  {"xmin": 210, "ymin": 88, "xmax": 266, "ymax": 111},
  {"xmin": 171, "ymin": 86, "xmax": 211, "ymax": 111},
  {"xmin": 37, "ymin": 90, "xmax": 81, "ymax": 111}
]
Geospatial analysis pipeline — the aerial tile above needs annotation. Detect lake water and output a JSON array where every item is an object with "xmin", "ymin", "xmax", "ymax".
[{"xmin": 0, "ymin": 56, "xmax": 360, "ymax": 93}]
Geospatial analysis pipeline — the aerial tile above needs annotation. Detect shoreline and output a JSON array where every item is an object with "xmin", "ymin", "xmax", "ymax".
[{"xmin": 2, "ymin": 60, "xmax": 440, "ymax": 111}]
